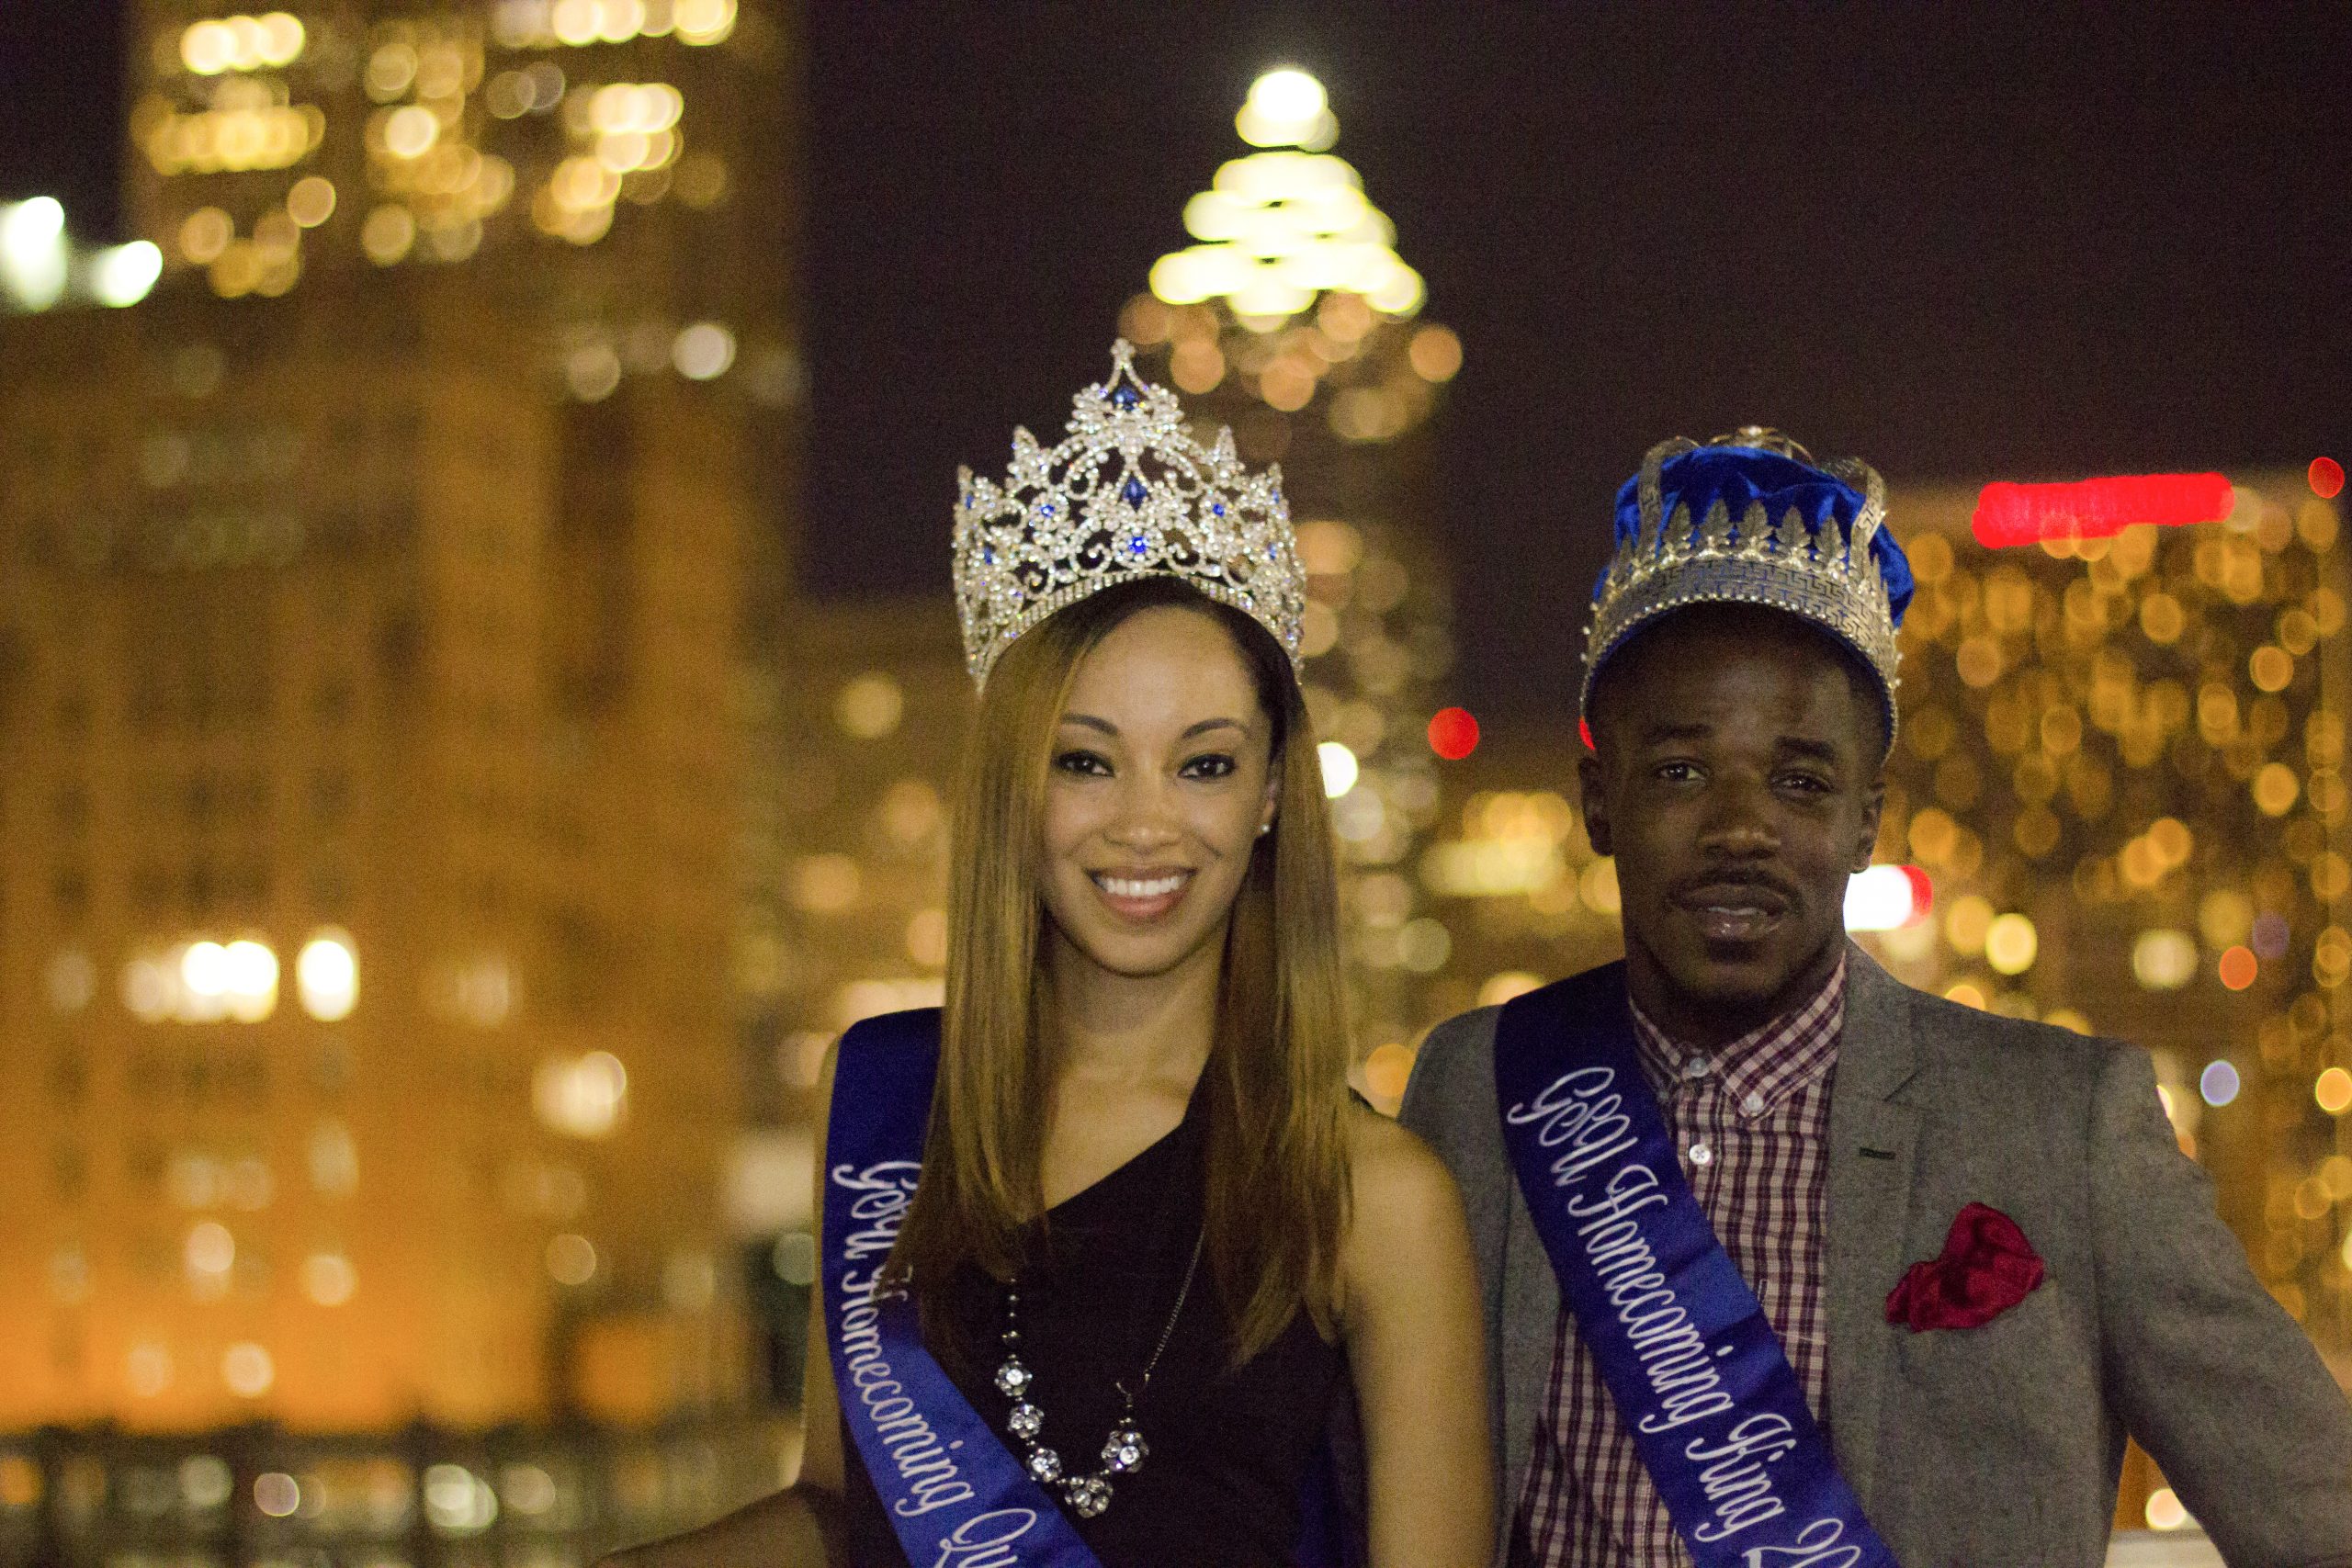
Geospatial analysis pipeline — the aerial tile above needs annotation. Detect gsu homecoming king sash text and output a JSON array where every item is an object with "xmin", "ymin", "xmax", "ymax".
[
  {"xmin": 1494, "ymin": 964, "xmax": 1899, "ymax": 1568},
  {"xmin": 823, "ymin": 1009, "xmax": 1353, "ymax": 1568}
]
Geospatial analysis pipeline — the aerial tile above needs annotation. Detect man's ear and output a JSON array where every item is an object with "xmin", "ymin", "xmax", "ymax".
[
  {"xmin": 1577, "ymin": 750, "xmax": 1612, "ymax": 857},
  {"xmin": 1851, "ymin": 771, "xmax": 1887, "ymax": 874}
]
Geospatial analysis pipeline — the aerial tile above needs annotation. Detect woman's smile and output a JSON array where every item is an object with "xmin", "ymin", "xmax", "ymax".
[{"xmin": 1089, "ymin": 866, "xmax": 1196, "ymax": 921}]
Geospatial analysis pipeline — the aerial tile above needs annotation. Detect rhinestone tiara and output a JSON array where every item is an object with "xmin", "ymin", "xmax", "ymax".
[
  {"xmin": 953, "ymin": 341, "xmax": 1306, "ymax": 685},
  {"xmin": 1581, "ymin": 428, "xmax": 1911, "ymax": 744}
]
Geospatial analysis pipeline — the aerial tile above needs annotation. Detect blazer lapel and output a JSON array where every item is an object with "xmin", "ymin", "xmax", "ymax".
[
  {"xmin": 1825, "ymin": 942, "xmax": 1924, "ymax": 1507},
  {"xmin": 1498, "ymin": 1172, "xmax": 1560, "ymax": 1516}
]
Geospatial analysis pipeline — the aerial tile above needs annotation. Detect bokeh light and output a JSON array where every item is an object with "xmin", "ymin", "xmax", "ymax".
[
  {"xmin": 673, "ymin": 321, "xmax": 736, "ymax": 380},
  {"xmin": 1428, "ymin": 706, "xmax": 1479, "ymax": 760},
  {"xmin": 1362, "ymin": 1042, "xmax": 1414, "ymax": 1101},
  {"xmin": 1984, "ymin": 913, "xmax": 2038, "ymax": 975},
  {"xmin": 1317, "ymin": 740, "xmax": 1360, "ymax": 798},
  {"xmin": 535, "ymin": 1053, "xmax": 628, "ymax": 1138},
  {"xmin": 2132, "ymin": 929, "xmax": 2199, "ymax": 990},
  {"xmin": 254, "ymin": 1473, "xmax": 300, "ymax": 1518},
  {"xmin": 91, "ymin": 242, "xmax": 164, "ymax": 307},
  {"xmin": 297, "ymin": 932, "xmax": 358, "ymax": 1021},
  {"xmin": 1845, "ymin": 865, "xmax": 1932, "ymax": 931},
  {"xmin": 545, "ymin": 1234, "xmax": 598, "ymax": 1286}
]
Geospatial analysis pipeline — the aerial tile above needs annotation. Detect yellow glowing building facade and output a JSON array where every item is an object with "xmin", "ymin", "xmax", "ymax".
[
  {"xmin": 0, "ymin": 278, "xmax": 749, "ymax": 1437},
  {"xmin": 124, "ymin": 0, "xmax": 791, "ymax": 312},
  {"xmin": 746, "ymin": 601, "xmax": 966, "ymax": 1122},
  {"xmin": 0, "ymin": 0, "xmax": 798, "ymax": 1441},
  {"xmin": 1860, "ymin": 474, "xmax": 2350, "ymax": 1369}
]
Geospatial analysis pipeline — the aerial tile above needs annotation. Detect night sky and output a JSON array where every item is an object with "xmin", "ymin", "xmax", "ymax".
[{"xmin": 5, "ymin": 4, "xmax": 2346, "ymax": 718}]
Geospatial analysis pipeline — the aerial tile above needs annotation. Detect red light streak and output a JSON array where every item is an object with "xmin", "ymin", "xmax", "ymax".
[
  {"xmin": 1428, "ymin": 706, "xmax": 1480, "ymax": 760},
  {"xmin": 1971, "ymin": 473, "xmax": 2234, "ymax": 548},
  {"xmin": 2313, "ymin": 457, "xmax": 2346, "ymax": 501},
  {"xmin": 1578, "ymin": 716, "xmax": 1595, "ymax": 751}
]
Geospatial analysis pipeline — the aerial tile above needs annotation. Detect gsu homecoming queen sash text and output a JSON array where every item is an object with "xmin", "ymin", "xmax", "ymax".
[
  {"xmin": 823, "ymin": 1009, "xmax": 1106, "ymax": 1568},
  {"xmin": 823, "ymin": 1008, "xmax": 1352, "ymax": 1568},
  {"xmin": 1494, "ymin": 964, "xmax": 1899, "ymax": 1568}
]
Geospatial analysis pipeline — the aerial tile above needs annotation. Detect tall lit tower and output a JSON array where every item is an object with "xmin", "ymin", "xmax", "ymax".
[
  {"xmin": 1124, "ymin": 68, "xmax": 1464, "ymax": 1088},
  {"xmin": 0, "ymin": 0, "xmax": 801, "ymax": 1438}
]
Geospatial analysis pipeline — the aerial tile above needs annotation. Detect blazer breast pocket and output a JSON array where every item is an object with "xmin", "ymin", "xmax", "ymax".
[{"xmin": 1885, "ymin": 1278, "xmax": 2100, "ymax": 1459}]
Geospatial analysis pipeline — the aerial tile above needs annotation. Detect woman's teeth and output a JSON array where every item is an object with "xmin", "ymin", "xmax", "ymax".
[{"xmin": 1096, "ymin": 874, "xmax": 1186, "ymax": 897}]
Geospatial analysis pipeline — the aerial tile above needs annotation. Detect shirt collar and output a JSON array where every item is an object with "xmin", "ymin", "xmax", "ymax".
[{"xmin": 1628, "ymin": 953, "xmax": 1846, "ymax": 1113}]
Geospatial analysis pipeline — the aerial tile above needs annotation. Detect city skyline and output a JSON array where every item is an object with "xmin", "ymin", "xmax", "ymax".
[
  {"xmin": 6, "ymin": 5, "xmax": 2345, "ymax": 718},
  {"xmin": 0, "ymin": 5, "xmax": 2346, "ymax": 1557}
]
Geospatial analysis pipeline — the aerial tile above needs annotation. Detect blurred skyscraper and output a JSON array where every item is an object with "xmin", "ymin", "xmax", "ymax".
[
  {"xmin": 0, "ymin": 0, "xmax": 798, "ymax": 1453},
  {"xmin": 1125, "ymin": 69, "xmax": 1465, "ymax": 1098}
]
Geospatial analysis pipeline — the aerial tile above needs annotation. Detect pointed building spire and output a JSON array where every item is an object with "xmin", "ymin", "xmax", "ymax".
[{"xmin": 1148, "ymin": 69, "xmax": 1425, "ymax": 326}]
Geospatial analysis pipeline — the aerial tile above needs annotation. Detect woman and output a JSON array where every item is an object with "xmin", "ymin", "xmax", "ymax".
[{"xmin": 605, "ymin": 344, "xmax": 1490, "ymax": 1567}]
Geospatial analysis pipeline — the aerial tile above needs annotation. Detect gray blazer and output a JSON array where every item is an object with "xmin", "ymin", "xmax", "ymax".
[{"xmin": 1401, "ymin": 942, "xmax": 2352, "ymax": 1568}]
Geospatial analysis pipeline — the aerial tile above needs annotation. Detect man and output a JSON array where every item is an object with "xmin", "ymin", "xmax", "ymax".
[{"xmin": 1403, "ymin": 430, "xmax": 2352, "ymax": 1567}]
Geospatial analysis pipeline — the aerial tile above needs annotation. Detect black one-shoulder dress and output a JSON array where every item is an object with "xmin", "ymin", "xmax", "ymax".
[{"xmin": 842, "ymin": 1084, "xmax": 1346, "ymax": 1566}]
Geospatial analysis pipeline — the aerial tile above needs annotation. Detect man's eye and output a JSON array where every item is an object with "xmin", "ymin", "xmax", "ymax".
[
  {"xmin": 1054, "ymin": 750, "xmax": 1110, "ymax": 776},
  {"xmin": 1182, "ymin": 753, "xmax": 1238, "ymax": 780},
  {"xmin": 1655, "ymin": 761, "xmax": 1701, "ymax": 784},
  {"xmin": 1779, "ymin": 773, "xmax": 1832, "ymax": 794}
]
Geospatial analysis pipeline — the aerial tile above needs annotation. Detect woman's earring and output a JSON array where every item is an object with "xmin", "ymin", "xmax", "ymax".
[{"xmin": 1256, "ymin": 822, "xmax": 1272, "ymax": 838}]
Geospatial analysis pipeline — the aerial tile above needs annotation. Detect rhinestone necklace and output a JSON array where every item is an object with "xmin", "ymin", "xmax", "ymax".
[{"xmin": 991, "ymin": 1225, "xmax": 1205, "ymax": 1519}]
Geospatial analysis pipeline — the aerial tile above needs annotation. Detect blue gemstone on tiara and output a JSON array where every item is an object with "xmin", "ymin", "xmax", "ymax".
[
  {"xmin": 1211, "ymin": 502, "xmax": 1227, "ymax": 518},
  {"xmin": 1121, "ymin": 477, "xmax": 1148, "ymax": 508},
  {"xmin": 1110, "ymin": 385, "xmax": 1140, "ymax": 410},
  {"xmin": 1127, "ymin": 534, "xmax": 1148, "ymax": 558}
]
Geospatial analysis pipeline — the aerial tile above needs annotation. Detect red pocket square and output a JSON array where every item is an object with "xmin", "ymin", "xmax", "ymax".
[{"xmin": 1885, "ymin": 1201, "xmax": 2045, "ymax": 1332}]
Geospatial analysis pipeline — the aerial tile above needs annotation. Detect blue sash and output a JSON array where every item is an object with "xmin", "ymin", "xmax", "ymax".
[
  {"xmin": 822, "ymin": 1008, "xmax": 1355, "ymax": 1568},
  {"xmin": 823, "ymin": 1009, "xmax": 1107, "ymax": 1568},
  {"xmin": 1493, "ymin": 964, "xmax": 1898, "ymax": 1568}
]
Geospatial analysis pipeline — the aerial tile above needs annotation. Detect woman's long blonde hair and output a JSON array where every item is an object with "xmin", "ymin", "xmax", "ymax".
[{"xmin": 888, "ymin": 577, "xmax": 1351, "ymax": 1361}]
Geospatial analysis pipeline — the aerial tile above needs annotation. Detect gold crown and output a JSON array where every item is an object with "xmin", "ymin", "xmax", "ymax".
[{"xmin": 1582, "ymin": 429, "xmax": 1902, "ymax": 740}]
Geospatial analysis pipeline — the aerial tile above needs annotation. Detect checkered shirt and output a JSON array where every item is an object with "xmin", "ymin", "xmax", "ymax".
[{"xmin": 1513, "ymin": 960, "xmax": 1845, "ymax": 1568}]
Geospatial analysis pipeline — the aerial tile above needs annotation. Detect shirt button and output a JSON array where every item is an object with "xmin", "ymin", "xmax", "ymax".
[
  {"xmin": 1689, "ymin": 1141, "xmax": 1714, "ymax": 1168},
  {"xmin": 1681, "ymin": 1054, "xmax": 1713, "ymax": 1082},
  {"xmin": 1742, "ymin": 1090, "xmax": 1767, "ymax": 1116}
]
